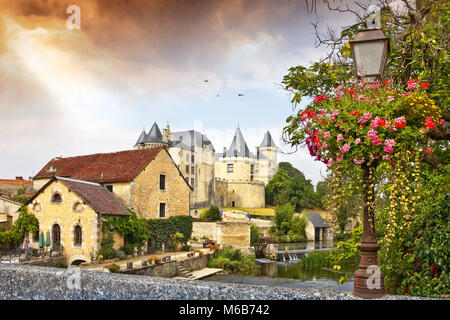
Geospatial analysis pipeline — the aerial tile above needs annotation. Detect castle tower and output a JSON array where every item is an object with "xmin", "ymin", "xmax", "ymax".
[
  {"xmin": 256, "ymin": 131, "xmax": 278, "ymax": 184},
  {"xmin": 134, "ymin": 122, "xmax": 168, "ymax": 149}
]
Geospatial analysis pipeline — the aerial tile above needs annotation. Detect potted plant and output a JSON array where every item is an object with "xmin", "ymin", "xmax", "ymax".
[{"xmin": 104, "ymin": 263, "xmax": 120, "ymax": 273}]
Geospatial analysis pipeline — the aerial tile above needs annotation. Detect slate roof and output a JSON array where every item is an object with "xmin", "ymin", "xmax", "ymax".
[
  {"xmin": 34, "ymin": 148, "xmax": 163, "ymax": 183},
  {"xmin": 259, "ymin": 131, "xmax": 277, "ymax": 148},
  {"xmin": 134, "ymin": 129, "xmax": 147, "ymax": 147},
  {"xmin": 170, "ymin": 130, "xmax": 215, "ymax": 152},
  {"xmin": 304, "ymin": 212, "xmax": 332, "ymax": 228},
  {"xmin": 27, "ymin": 177, "xmax": 129, "ymax": 216},
  {"xmin": 143, "ymin": 122, "xmax": 166, "ymax": 144}
]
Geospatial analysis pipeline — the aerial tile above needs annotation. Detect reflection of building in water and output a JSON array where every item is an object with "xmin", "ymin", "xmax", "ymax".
[{"xmin": 258, "ymin": 261, "xmax": 278, "ymax": 278}]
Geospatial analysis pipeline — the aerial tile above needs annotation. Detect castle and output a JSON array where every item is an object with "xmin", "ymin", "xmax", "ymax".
[{"xmin": 134, "ymin": 122, "xmax": 278, "ymax": 209}]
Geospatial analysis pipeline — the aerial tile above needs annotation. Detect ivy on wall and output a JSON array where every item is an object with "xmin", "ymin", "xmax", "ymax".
[{"xmin": 102, "ymin": 208, "xmax": 193, "ymax": 248}]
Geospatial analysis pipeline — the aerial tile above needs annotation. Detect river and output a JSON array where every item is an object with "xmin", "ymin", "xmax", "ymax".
[{"xmin": 203, "ymin": 241, "xmax": 357, "ymax": 292}]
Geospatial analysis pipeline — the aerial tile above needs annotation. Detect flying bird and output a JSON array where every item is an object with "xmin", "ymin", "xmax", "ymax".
[
  {"xmin": 238, "ymin": 93, "xmax": 244, "ymax": 96},
  {"xmin": 204, "ymin": 80, "xmax": 209, "ymax": 82}
]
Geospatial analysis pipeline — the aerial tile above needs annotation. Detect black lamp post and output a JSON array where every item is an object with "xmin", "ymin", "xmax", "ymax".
[{"xmin": 349, "ymin": 16, "xmax": 390, "ymax": 299}]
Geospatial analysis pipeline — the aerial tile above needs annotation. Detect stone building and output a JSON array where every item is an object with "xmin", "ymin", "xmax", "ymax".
[
  {"xmin": 33, "ymin": 147, "xmax": 191, "ymax": 219},
  {"xmin": 134, "ymin": 122, "xmax": 215, "ymax": 209},
  {"xmin": 0, "ymin": 197, "xmax": 22, "ymax": 231},
  {"xmin": 133, "ymin": 123, "xmax": 278, "ymax": 209},
  {"xmin": 301, "ymin": 211, "xmax": 333, "ymax": 241},
  {"xmin": 25, "ymin": 176, "xmax": 129, "ymax": 265}
]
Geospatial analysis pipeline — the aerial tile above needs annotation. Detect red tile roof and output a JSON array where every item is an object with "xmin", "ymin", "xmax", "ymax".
[
  {"xmin": 0, "ymin": 179, "xmax": 33, "ymax": 186},
  {"xmin": 34, "ymin": 148, "xmax": 163, "ymax": 183}
]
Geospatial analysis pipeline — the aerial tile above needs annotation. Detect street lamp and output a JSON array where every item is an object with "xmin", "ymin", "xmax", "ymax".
[
  {"xmin": 350, "ymin": 20, "xmax": 390, "ymax": 83},
  {"xmin": 349, "ymin": 12, "xmax": 390, "ymax": 299}
]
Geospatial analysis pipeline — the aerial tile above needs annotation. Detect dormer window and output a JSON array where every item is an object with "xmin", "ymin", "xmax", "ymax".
[{"xmin": 52, "ymin": 193, "xmax": 62, "ymax": 203}]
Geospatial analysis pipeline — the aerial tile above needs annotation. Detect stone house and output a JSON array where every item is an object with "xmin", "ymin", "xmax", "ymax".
[
  {"xmin": 301, "ymin": 211, "xmax": 333, "ymax": 241},
  {"xmin": 0, "ymin": 197, "xmax": 22, "ymax": 231},
  {"xmin": 33, "ymin": 147, "xmax": 192, "ymax": 219},
  {"xmin": 25, "ymin": 176, "xmax": 129, "ymax": 265}
]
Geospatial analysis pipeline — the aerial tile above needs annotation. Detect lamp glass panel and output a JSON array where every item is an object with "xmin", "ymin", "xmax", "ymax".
[{"xmin": 353, "ymin": 41, "xmax": 385, "ymax": 76}]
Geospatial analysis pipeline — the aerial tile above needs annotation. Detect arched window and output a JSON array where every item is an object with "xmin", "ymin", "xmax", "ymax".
[
  {"xmin": 52, "ymin": 224, "xmax": 61, "ymax": 246},
  {"xmin": 74, "ymin": 225, "xmax": 82, "ymax": 246},
  {"xmin": 52, "ymin": 193, "xmax": 62, "ymax": 203}
]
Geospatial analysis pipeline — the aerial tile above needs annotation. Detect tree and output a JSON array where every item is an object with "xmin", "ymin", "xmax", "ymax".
[
  {"xmin": 200, "ymin": 205, "xmax": 222, "ymax": 222},
  {"xmin": 265, "ymin": 162, "xmax": 318, "ymax": 211},
  {"xmin": 274, "ymin": 203, "xmax": 295, "ymax": 233}
]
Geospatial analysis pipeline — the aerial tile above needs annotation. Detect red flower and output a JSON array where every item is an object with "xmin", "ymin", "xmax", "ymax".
[
  {"xmin": 420, "ymin": 82, "xmax": 430, "ymax": 88},
  {"xmin": 425, "ymin": 117, "xmax": 436, "ymax": 129},
  {"xmin": 321, "ymin": 119, "xmax": 327, "ymax": 124},
  {"xmin": 394, "ymin": 117, "xmax": 406, "ymax": 129},
  {"xmin": 314, "ymin": 95, "xmax": 326, "ymax": 103},
  {"xmin": 382, "ymin": 80, "xmax": 389, "ymax": 85},
  {"xmin": 425, "ymin": 148, "xmax": 434, "ymax": 154},
  {"xmin": 349, "ymin": 110, "xmax": 360, "ymax": 117},
  {"xmin": 346, "ymin": 89, "xmax": 355, "ymax": 95},
  {"xmin": 404, "ymin": 286, "xmax": 408, "ymax": 293}
]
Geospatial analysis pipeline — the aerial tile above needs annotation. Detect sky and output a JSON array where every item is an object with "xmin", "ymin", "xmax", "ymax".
[{"xmin": 0, "ymin": 0, "xmax": 383, "ymax": 186}]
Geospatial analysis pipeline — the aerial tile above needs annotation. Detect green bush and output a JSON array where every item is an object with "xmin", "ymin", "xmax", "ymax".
[
  {"xmin": 99, "ymin": 247, "xmax": 115, "ymax": 260},
  {"xmin": 115, "ymin": 250, "xmax": 126, "ymax": 259},
  {"xmin": 200, "ymin": 206, "xmax": 222, "ymax": 222},
  {"xmin": 250, "ymin": 224, "xmax": 260, "ymax": 239},
  {"xmin": 274, "ymin": 203, "xmax": 294, "ymax": 232},
  {"xmin": 121, "ymin": 243, "xmax": 134, "ymax": 255},
  {"xmin": 208, "ymin": 247, "xmax": 256, "ymax": 273}
]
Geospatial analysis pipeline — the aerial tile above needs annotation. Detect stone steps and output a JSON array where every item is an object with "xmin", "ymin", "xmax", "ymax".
[{"xmin": 176, "ymin": 265, "xmax": 195, "ymax": 279}]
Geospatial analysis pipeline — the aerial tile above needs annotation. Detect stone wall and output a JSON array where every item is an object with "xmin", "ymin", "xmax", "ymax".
[
  {"xmin": 131, "ymin": 149, "xmax": 191, "ymax": 219},
  {"xmin": 1, "ymin": 264, "xmax": 422, "ymax": 300},
  {"xmin": 216, "ymin": 221, "xmax": 251, "ymax": 253},
  {"xmin": 0, "ymin": 197, "xmax": 21, "ymax": 224},
  {"xmin": 20, "ymin": 256, "xmax": 67, "ymax": 268},
  {"xmin": 192, "ymin": 222, "xmax": 219, "ymax": 241},
  {"xmin": 226, "ymin": 181, "xmax": 265, "ymax": 208},
  {"xmin": 120, "ymin": 254, "xmax": 211, "ymax": 278}
]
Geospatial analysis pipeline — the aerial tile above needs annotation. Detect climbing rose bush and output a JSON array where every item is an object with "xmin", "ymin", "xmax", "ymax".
[{"xmin": 285, "ymin": 79, "xmax": 443, "ymax": 168}]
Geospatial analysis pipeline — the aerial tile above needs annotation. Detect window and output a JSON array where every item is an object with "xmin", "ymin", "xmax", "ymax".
[
  {"xmin": 159, "ymin": 203, "xmax": 166, "ymax": 218},
  {"xmin": 51, "ymin": 193, "xmax": 62, "ymax": 203},
  {"xmin": 52, "ymin": 224, "xmax": 61, "ymax": 246},
  {"xmin": 250, "ymin": 164, "xmax": 254, "ymax": 174},
  {"xmin": 191, "ymin": 155, "xmax": 195, "ymax": 163},
  {"xmin": 106, "ymin": 185, "xmax": 113, "ymax": 193},
  {"xmin": 74, "ymin": 225, "xmax": 82, "ymax": 246},
  {"xmin": 185, "ymin": 165, "xmax": 189, "ymax": 174},
  {"xmin": 159, "ymin": 174, "xmax": 166, "ymax": 190},
  {"xmin": 227, "ymin": 164, "xmax": 234, "ymax": 173},
  {"xmin": 191, "ymin": 178, "xmax": 195, "ymax": 189},
  {"xmin": 191, "ymin": 166, "xmax": 195, "ymax": 174}
]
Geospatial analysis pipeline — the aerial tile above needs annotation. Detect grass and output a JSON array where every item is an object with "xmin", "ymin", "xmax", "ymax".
[{"xmin": 208, "ymin": 247, "xmax": 257, "ymax": 273}]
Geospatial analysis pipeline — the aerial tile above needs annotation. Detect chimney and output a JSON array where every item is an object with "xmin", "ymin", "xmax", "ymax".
[{"xmin": 16, "ymin": 176, "xmax": 23, "ymax": 180}]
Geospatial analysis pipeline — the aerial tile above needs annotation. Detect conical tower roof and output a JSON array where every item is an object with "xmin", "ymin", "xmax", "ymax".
[
  {"xmin": 226, "ymin": 127, "xmax": 250, "ymax": 157},
  {"xmin": 259, "ymin": 131, "xmax": 277, "ymax": 148},
  {"xmin": 144, "ymin": 122, "xmax": 165, "ymax": 144},
  {"xmin": 134, "ymin": 129, "xmax": 147, "ymax": 147}
]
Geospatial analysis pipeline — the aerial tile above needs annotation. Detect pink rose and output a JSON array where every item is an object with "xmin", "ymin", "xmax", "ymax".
[{"xmin": 337, "ymin": 134, "xmax": 343, "ymax": 141}]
